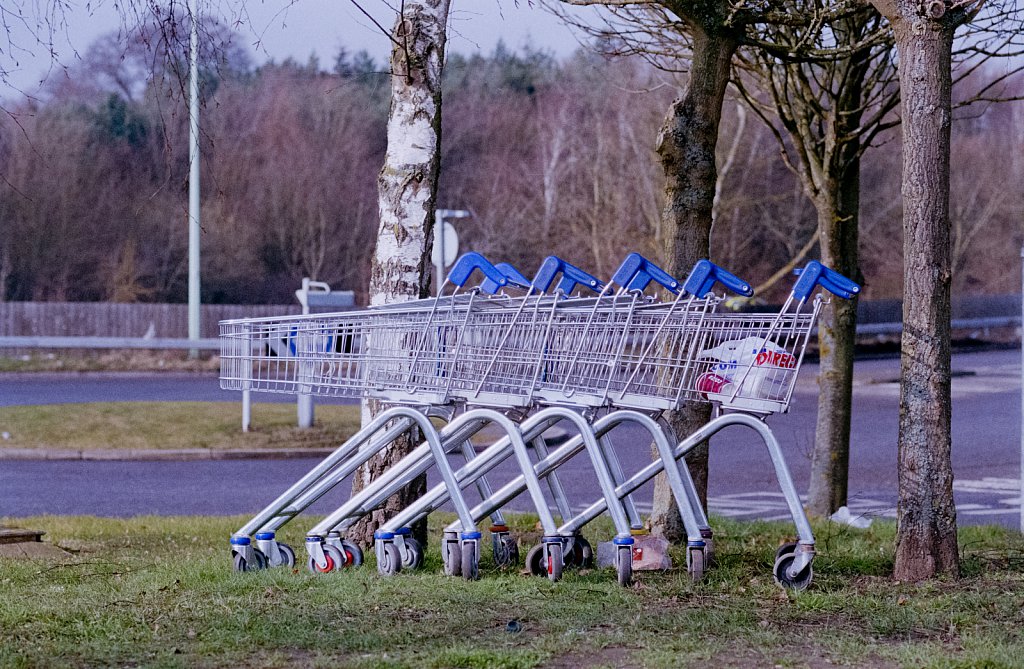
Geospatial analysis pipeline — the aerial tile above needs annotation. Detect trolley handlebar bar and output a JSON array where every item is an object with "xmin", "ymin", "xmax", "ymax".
[
  {"xmin": 532, "ymin": 256, "xmax": 604, "ymax": 295},
  {"xmin": 792, "ymin": 262, "xmax": 861, "ymax": 301},
  {"xmin": 611, "ymin": 253, "xmax": 681, "ymax": 294},
  {"xmin": 479, "ymin": 262, "xmax": 532, "ymax": 294},
  {"xmin": 683, "ymin": 259, "xmax": 754, "ymax": 298},
  {"xmin": 611, "ymin": 253, "xmax": 753, "ymax": 298},
  {"xmin": 446, "ymin": 252, "xmax": 511, "ymax": 293}
]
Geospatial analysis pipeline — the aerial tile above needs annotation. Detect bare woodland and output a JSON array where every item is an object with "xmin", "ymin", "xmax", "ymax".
[{"xmin": 1, "ymin": 26, "xmax": 1021, "ymax": 306}]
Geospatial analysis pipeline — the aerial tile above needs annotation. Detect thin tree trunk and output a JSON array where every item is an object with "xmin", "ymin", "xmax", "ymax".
[
  {"xmin": 807, "ymin": 169, "xmax": 861, "ymax": 516},
  {"xmin": 348, "ymin": 0, "xmax": 450, "ymax": 549},
  {"xmin": 650, "ymin": 26, "xmax": 738, "ymax": 540},
  {"xmin": 892, "ymin": 17, "xmax": 959, "ymax": 581}
]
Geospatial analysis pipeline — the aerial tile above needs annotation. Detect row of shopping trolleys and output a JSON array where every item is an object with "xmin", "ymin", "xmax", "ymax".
[{"xmin": 220, "ymin": 252, "xmax": 859, "ymax": 590}]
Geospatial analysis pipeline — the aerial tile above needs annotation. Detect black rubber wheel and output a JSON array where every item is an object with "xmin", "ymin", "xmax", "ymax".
[
  {"xmin": 443, "ymin": 537, "xmax": 462, "ymax": 577},
  {"xmin": 525, "ymin": 544, "xmax": 546, "ymax": 577},
  {"xmin": 545, "ymin": 543, "xmax": 563, "ymax": 583},
  {"xmin": 461, "ymin": 541, "xmax": 480, "ymax": 581},
  {"xmin": 233, "ymin": 550, "xmax": 266, "ymax": 573},
  {"xmin": 774, "ymin": 542, "xmax": 798, "ymax": 562},
  {"xmin": 687, "ymin": 547, "xmax": 706, "ymax": 582},
  {"xmin": 401, "ymin": 537, "xmax": 424, "ymax": 570},
  {"xmin": 616, "ymin": 546, "xmax": 632, "ymax": 587},
  {"xmin": 276, "ymin": 542, "xmax": 296, "ymax": 568},
  {"xmin": 378, "ymin": 542, "xmax": 402, "ymax": 576},
  {"xmin": 340, "ymin": 540, "xmax": 364, "ymax": 568},
  {"xmin": 569, "ymin": 536, "xmax": 594, "ymax": 568},
  {"xmin": 306, "ymin": 544, "xmax": 343, "ymax": 574},
  {"xmin": 494, "ymin": 535, "xmax": 519, "ymax": 568},
  {"xmin": 773, "ymin": 552, "xmax": 813, "ymax": 591}
]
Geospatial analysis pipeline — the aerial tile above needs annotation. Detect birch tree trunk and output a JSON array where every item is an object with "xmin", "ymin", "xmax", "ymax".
[
  {"xmin": 890, "ymin": 15, "xmax": 959, "ymax": 581},
  {"xmin": 348, "ymin": 0, "xmax": 450, "ymax": 549},
  {"xmin": 650, "ymin": 25, "xmax": 738, "ymax": 540}
]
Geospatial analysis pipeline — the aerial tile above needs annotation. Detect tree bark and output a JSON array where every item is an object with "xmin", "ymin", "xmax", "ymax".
[
  {"xmin": 807, "ymin": 177, "xmax": 860, "ymax": 515},
  {"xmin": 348, "ymin": 0, "xmax": 450, "ymax": 549},
  {"xmin": 650, "ymin": 25, "xmax": 738, "ymax": 540},
  {"xmin": 891, "ymin": 15, "xmax": 959, "ymax": 581}
]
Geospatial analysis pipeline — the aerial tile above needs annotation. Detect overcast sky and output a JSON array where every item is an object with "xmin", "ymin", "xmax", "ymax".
[{"xmin": 2, "ymin": 1, "xmax": 591, "ymax": 99}]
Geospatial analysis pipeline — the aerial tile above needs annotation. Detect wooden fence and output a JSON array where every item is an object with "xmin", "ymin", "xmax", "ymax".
[{"xmin": 0, "ymin": 302, "xmax": 298, "ymax": 339}]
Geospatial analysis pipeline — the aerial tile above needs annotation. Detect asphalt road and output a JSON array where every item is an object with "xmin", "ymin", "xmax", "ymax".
[{"xmin": 2, "ymin": 349, "xmax": 1021, "ymax": 530}]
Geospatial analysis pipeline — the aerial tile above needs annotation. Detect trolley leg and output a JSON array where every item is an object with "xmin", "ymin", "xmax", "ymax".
[
  {"xmin": 596, "ymin": 432, "xmax": 645, "ymax": 531},
  {"xmin": 457, "ymin": 436, "xmax": 507, "ymax": 528},
  {"xmin": 530, "ymin": 434, "xmax": 574, "ymax": 522}
]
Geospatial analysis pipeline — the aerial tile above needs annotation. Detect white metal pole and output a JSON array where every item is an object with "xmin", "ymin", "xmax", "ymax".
[
  {"xmin": 242, "ymin": 390, "xmax": 251, "ymax": 433},
  {"xmin": 434, "ymin": 210, "xmax": 445, "ymax": 296},
  {"xmin": 1019, "ymin": 244, "xmax": 1023, "ymax": 533},
  {"xmin": 297, "ymin": 278, "xmax": 314, "ymax": 428},
  {"xmin": 187, "ymin": 0, "xmax": 201, "ymax": 358}
]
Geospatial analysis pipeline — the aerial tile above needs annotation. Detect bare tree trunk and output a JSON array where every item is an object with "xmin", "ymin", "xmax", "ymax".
[
  {"xmin": 650, "ymin": 26, "xmax": 738, "ymax": 540},
  {"xmin": 891, "ymin": 16, "xmax": 959, "ymax": 581},
  {"xmin": 807, "ymin": 166, "xmax": 862, "ymax": 515},
  {"xmin": 348, "ymin": 0, "xmax": 450, "ymax": 549}
]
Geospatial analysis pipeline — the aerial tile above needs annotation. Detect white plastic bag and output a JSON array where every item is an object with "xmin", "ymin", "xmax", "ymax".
[{"xmin": 696, "ymin": 336, "xmax": 796, "ymax": 402}]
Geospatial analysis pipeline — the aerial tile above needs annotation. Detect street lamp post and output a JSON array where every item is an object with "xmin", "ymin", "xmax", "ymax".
[{"xmin": 187, "ymin": 0, "xmax": 201, "ymax": 357}]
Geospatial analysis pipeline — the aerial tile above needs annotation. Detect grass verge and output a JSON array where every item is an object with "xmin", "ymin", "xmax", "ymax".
[
  {"xmin": 2, "ymin": 514, "xmax": 1024, "ymax": 668},
  {"xmin": 0, "ymin": 402, "xmax": 360, "ymax": 451},
  {"xmin": 0, "ymin": 351, "xmax": 220, "ymax": 373}
]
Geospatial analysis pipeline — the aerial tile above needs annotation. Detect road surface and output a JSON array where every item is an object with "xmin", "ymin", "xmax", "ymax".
[{"xmin": 1, "ymin": 349, "xmax": 1021, "ymax": 529}]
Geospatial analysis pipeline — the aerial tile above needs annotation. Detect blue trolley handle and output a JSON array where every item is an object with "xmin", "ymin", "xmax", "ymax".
[
  {"xmin": 682, "ymin": 259, "xmax": 754, "ymax": 298},
  {"xmin": 479, "ymin": 262, "xmax": 532, "ymax": 295},
  {"xmin": 610, "ymin": 253, "xmax": 681, "ymax": 295},
  {"xmin": 792, "ymin": 261, "xmax": 861, "ymax": 301},
  {"xmin": 446, "ymin": 252, "xmax": 512, "ymax": 292},
  {"xmin": 532, "ymin": 256, "xmax": 604, "ymax": 295}
]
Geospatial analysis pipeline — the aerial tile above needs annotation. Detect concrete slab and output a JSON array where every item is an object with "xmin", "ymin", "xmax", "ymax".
[{"xmin": 0, "ymin": 541, "xmax": 71, "ymax": 559}]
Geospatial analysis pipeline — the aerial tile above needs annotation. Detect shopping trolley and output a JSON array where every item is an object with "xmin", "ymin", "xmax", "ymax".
[
  {"xmin": 331, "ymin": 255, "xmax": 756, "ymax": 585},
  {"xmin": 223, "ymin": 252, "xmax": 634, "ymax": 574},
  {"xmin": 421, "ymin": 260, "xmax": 859, "ymax": 589},
  {"xmin": 291, "ymin": 254, "xmax": 724, "ymax": 584}
]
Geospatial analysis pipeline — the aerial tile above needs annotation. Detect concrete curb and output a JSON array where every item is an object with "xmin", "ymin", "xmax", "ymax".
[{"xmin": 0, "ymin": 447, "xmax": 337, "ymax": 461}]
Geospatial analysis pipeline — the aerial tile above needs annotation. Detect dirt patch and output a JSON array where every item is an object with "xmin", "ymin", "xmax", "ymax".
[{"xmin": 540, "ymin": 644, "xmax": 640, "ymax": 669}]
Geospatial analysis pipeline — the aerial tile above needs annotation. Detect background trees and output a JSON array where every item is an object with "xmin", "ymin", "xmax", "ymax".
[{"xmin": 0, "ymin": 23, "xmax": 1021, "ymax": 310}]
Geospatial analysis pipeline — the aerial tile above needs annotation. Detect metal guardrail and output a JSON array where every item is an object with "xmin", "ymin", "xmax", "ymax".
[
  {"xmin": 853, "ymin": 316, "xmax": 1022, "ymax": 336},
  {"xmin": 0, "ymin": 317, "xmax": 1019, "ymax": 351},
  {"xmin": 0, "ymin": 336, "xmax": 220, "ymax": 350}
]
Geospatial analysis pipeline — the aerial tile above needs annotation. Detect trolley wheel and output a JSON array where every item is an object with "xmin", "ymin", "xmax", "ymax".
[
  {"xmin": 545, "ymin": 542, "xmax": 563, "ymax": 583},
  {"xmin": 774, "ymin": 542, "xmax": 798, "ymax": 562},
  {"xmin": 276, "ymin": 542, "xmax": 296, "ymax": 568},
  {"xmin": 232, "ymin": 549, "xmax": 267, "ymax": 573},
  {"xmin": 377, "ymin": 542, "xmax": 402, "ymax": 577},
  {"xmin": 702, "ymin": 534, "xmax": 716, "ymax": 568},
  {"xmin": 773, "ymin": 552, "xmax": 813, "ymax": 591},
  {"xmin": 525, "ymin": 544, "xmax": 546, "ymax": 577},
  {"xmin": 494, "ymin": 535, "xmax": 519, "ymax": 568},
  {"xmin": 443, "ymin": 537, "xmax": 462, "ymax": 577},
  {"xmin": 686, "ymin": 546, "xmax": 706, "ymax": 583},
  {"xmin": 400, "ymin": 537, "xmax": 425, "ymax": 570},
  {"xmin": 615, "ymin": 545, "xmax": 632, "ymax": 587},
  {"xmin": 568, "ymin": 536, "xmax": 594, "ymax": 568},
  {"xmin": 341, "ymin": 540, "xmax": 364, "ymax": 568},
  {"xmin": 461, "ymin": 541, "xmax": 480, "ymax": 581},
  {"xmin": 306, "ymin": 544, "xmax": 344, "ymax": 574}
]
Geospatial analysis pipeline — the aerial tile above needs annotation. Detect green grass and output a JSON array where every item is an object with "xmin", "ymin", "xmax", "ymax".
[
  {"xmin": 0, "ymin": 351, "xmax": 220, "ymax": 373},
  {"xmin": 0, "ymin": 402, "xmax": 361, "ymax": 451},
  {"xmin": 3, "ymin": 515, "xmax": 1024, "ymax": 668}
]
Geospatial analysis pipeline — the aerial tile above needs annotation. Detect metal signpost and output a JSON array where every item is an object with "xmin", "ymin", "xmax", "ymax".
[
  {"xmin": 433, "ymin": 209, "xmax": 469, "ymax": 294},
  {"xmin": 1020, "ymin": 244, "xmax": 1023, "ymax": 533}
]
